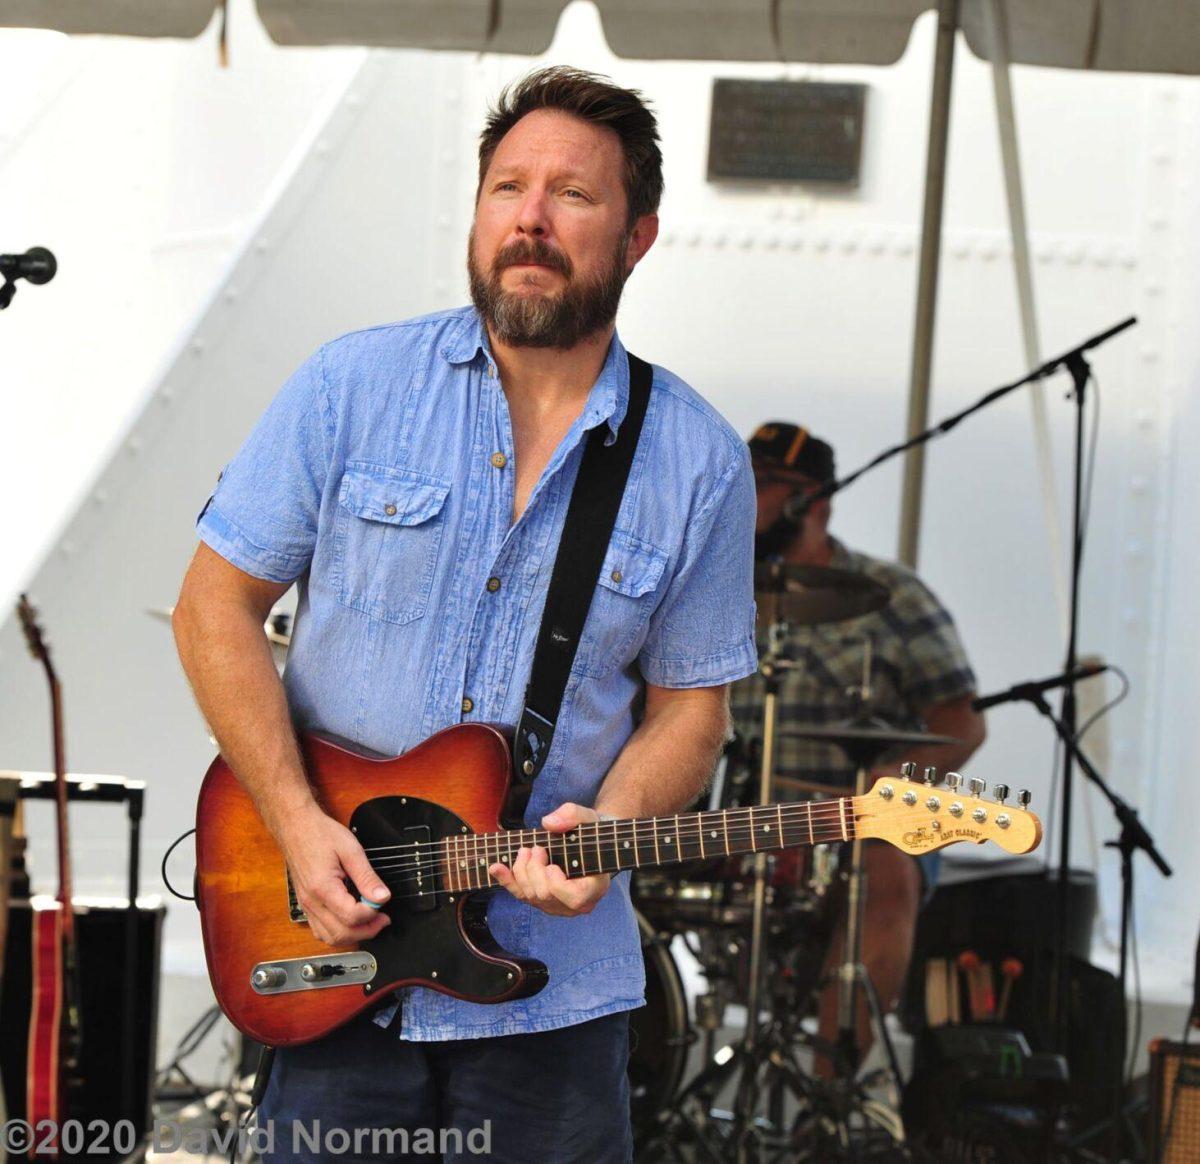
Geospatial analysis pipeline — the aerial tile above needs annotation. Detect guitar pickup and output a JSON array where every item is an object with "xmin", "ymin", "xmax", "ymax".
[{"xmin": 250, "ymin": 953, "xmax": 377, "ymax": 995}]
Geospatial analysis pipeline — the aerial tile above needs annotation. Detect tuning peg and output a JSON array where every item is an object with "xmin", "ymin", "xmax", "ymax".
[
  {"xmin": 946, "ymin": 772, "xmax": 962, "ymax": 792},
  {"xmin": 1017, "ymin": 789, "xmax": 1032, "ymax": 809},
  {"xmin": 901, "ymin": 762, "xmax": 916, "ymax": 780},
  {"xmin": 993, "ymin": 784, "xmax": 1010, "ymax": 805},
  {"xmin": 923, "ymin": 766, "xmax": 938, "ymax": 786},
  {"xmin": 968, "ymin": 776, "xmax": 986, "ymax": 797}
]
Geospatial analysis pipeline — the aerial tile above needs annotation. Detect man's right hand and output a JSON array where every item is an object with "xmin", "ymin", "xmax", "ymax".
[{"xmin": 277, "ymin": 805, "xmax": 392, "ymax": 946}]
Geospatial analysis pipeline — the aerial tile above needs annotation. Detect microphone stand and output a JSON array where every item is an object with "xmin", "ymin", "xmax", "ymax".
[
  {"xmin": 780, "ymin": 316, "xmax": 1141, "ymax": 1080},
  {"xmin": 1019, "ymin": 690, "xmax": 1171, "ymax": 1163},
  {"xmin": 783, "ymin": 317, "xmax": 1138, "ymax": 526}
]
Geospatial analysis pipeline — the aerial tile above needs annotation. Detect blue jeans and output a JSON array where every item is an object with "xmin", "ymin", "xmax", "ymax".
[{"xmin": 256, "ymin": 1009, "xmax": 632, "ymax": 1163}]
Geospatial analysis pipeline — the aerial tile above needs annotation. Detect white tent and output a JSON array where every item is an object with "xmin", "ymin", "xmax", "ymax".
[{"xmin": 6, "ymin": 0, "xmax": 1197, "ymax": 569}]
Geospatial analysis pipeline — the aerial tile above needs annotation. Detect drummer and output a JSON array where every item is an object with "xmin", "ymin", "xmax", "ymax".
[{"xmin": 730, "ymin": 421, "xmax": 987, "ymax": 1073}]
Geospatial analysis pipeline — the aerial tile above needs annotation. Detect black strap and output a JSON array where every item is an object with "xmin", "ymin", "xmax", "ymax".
[{"xmin": 512, "ymin": 353, "xmax": 654, "ymax": 786}]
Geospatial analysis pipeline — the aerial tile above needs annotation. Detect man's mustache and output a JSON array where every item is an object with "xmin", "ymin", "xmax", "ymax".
[{"xmin": 493, "ymin": 239, "xmax": 572, "ymax": 278}]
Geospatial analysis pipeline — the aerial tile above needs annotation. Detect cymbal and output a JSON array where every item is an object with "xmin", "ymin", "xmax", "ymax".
[
  {"xmin": 754, "ymin": 562, "xmax": 889, "ymax": 628},
  {"xmin": 147, "ymin": 606, "xmax": 292, "ymax": 650},
  {"xmin": 778, "ymin": 724, "xmax": 960, "ymax": 750}
]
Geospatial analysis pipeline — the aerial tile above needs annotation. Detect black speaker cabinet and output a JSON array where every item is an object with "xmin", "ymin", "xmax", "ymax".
[{"xmin": 1, "ymin": 896, "xmax": 164, "ymax": 1156}]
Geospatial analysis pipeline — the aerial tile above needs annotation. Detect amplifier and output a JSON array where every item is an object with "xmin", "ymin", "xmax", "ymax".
[
  {"xmin": 1, "ymin": 896, "xmax": 164, "ymax": 1156},
  {"xmin": 1149, "ymin": 1039, "xmax": 1200, "ymax": 1163}
]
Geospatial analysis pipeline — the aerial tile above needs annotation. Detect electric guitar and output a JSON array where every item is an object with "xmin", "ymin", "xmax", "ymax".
[{"xmin": 196, "ymin": 723, "xmax": 1041, "ymax": 1047}]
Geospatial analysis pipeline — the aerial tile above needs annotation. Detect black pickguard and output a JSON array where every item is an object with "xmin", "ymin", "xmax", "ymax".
[{"xmin": 349, "ymin": 795, "xmax": 547, "ymax": 1004}]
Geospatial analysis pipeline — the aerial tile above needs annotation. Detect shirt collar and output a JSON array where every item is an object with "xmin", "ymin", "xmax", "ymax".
[{"xmin": 442, "ymin": 307, "xmax": 630, "ymax": 445}]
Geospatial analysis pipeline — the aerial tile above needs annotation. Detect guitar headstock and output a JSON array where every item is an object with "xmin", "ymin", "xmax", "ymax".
[
  {"xmin": 854, "ymin": 764, "xmax": 1042, "ymax": 856},
  {"xmin": 17, "ymin": 594, "xmax": 50, "ymax": 661},
  {"xmin": 17, "ymin": 593, "xmax": 58, "ymax": 688}
]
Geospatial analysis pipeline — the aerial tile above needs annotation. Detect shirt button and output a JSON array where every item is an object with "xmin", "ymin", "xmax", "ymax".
[
  {"xmin": 490, "ymin": 452, "xmax": 508, "ymax": 469},
  {"xmin": 384, "ymin": 504, "xmax": 397, "ymax": 516},
  {"xmin": 486, "ymin": 577, "xmax": 501, "ymax": 593},
  {"xmin": 488, "ymin": 364, "xmax": 497, "ymax": 379},
  {"xmin": 461, "ymin": 697, "xmax": 474, "ymax": 714},
  {"xmin": 611, "ymin": 569, "xmax": 623, "ymax": 583}
]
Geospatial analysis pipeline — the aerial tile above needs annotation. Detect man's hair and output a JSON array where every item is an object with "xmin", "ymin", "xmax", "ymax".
[{"xmin": 477, "ymin": 66, "xmax": 663, "ymax": 228}]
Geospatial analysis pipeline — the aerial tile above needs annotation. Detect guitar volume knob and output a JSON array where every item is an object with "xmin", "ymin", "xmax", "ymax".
[{"xmin": 252, "ymin": 966, "xmax": 287, "ymax": 989}]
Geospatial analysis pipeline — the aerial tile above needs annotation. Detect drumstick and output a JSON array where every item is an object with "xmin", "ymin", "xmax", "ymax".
[
  {"xmin": 997, "ymin": 957, "xmax": 1024, "ymax": 1023},
  {"xmin": 947, "ymin": 957, "xmax": 961, "ymax": 1024},
  {"xmin": 979, "ymin": 961, "xmax": 996, "ymax": 1019},
  {"xmin": 957, "ymin": 950, "xmax": 982, "ymax": 1022},
  {"xmin": 925, "ymin": 958, "xmax": 949, "ymax": 1027}
]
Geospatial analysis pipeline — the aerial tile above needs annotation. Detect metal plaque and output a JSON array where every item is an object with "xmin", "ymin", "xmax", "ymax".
[{"xmin": 707, "ymin": 79, "xmax": 866, "ymax": 186}]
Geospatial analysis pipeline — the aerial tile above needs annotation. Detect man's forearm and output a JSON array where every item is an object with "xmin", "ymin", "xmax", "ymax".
[
  {"xmin": 594, "ymin": 687, "xmax": 729, "ymax": 819},
  {"xmin": 174, "ymin": 596, "xmax": 317, "ymax": 839}
]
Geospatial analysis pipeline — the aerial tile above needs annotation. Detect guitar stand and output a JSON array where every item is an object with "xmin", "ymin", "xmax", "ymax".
[{"xmin": 16, "ymin": 773, "xmax": 149, "ymax": 1160}]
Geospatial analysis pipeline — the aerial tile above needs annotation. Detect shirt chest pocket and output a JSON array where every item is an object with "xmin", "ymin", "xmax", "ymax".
[
  {"xmin": 577, "ymin": 529, "xmax": 669, "ymax": 680},
  {"xmin": 333, "ymin": 462, "xmax": 451, "ymax": 626}
]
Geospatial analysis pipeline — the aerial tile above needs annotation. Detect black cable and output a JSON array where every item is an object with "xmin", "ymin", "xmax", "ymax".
[
  {"xmin": 162, "ymin": 827, "xmax": 197, "ymax": 901},
  {"xmin": 1074, "ymin": 664, "xmax": 1130, "ymax": 748}
]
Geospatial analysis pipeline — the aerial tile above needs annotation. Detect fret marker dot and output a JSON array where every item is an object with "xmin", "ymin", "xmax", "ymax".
[
  {"xmin": 763, "ymin": 825, "xmax": 771, "ymax": 832},
  {"xmin": 665, "ymin": 837, "xmax": 673, "ymax": 844},
  {"xmin": 571, "ymin": 860, "xmax": 579, "ymax": 868},
  {"xmin": 459, "ymin": 861, "xmax": 467, "ymax": 868},
  {"xmin": 710, "ymin": 831, "xmax": 717, "ymax": 838},
  {"xmin": 623, "ymin": 841, "xmax": 631, "ymax": 848}
]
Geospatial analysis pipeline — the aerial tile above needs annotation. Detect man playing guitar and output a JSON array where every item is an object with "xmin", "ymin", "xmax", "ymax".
[{"xmin": 173, "ymin": 67, "xmax": 757, "ymax": 1161}]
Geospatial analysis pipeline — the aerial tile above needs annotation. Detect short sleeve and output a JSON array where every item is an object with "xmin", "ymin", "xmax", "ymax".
[
  {"xmin": 893, "ymin": 576, "xmax": 977, "ymax": 708},
  {"xmin": 196, "ymin": 346, "xmax": 333, "ymax": 583},
  {"xmin": 639, "ymin": 446, "xmax": 759, "ymax": 688}
]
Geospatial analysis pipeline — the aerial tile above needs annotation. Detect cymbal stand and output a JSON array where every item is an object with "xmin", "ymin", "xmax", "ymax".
[
  {"xmin": 824, "ymin": 643, "xmax": 908, "ymax": 1152},
  {"xmin": 649, "ymin": 619, "xmax": 823, "ymax": 1164}
]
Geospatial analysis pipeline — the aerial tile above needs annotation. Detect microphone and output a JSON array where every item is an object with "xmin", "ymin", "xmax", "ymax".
[
  {"xmin": 972, "ymin": 661, "xmax": 1108, "ymax": 712},
  {"xmin": 781, "ymin": 479, "xmax": 836, "ymax": 523},
  {"xmin": 1, "ymin": 247, "xmax": 57, "ymax": 285}
]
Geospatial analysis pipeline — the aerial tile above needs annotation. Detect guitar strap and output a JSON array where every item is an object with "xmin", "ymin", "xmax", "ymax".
[{"xmin": 511, "ymin": 352, "xmax": 654, "ymax": 790}]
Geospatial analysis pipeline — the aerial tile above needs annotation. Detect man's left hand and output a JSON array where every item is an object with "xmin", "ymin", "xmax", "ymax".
[{"xmin": 490, "ymin": 802, "xmax": 612, "ymax": 917}]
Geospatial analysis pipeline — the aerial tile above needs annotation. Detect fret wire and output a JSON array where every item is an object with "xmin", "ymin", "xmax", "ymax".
[
  {"xmin": 594, "ymin": 821, "xmax": 603, "ymax": 874},
  {"xmin": 652, "ymin": 818, "xmax": 662, "ymax": 865},
  {"xmin": 698, "ymin": 812, "xmax": 706, "ymax": 859},
  {"xmin": 722, "ymin": 808, "xmax": 730, "ymax": 855}
]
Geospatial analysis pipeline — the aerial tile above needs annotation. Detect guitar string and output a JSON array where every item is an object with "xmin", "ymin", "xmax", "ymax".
[
  {"xmin": 355, "ymin": 795, "xmax": 975, "ymax": 861},
  {"xmin": 362, "ymin": 822, "xmax": 866, "ymax": 904},
  {"xmin": 362, "ymin": 807, "xmax": 1018, "ymax": 881},
  {"xmin": 355, "ymin": 797, "xmax": 1012, "ymax": 874},
  {"xmin": 358, "ymin": 799, "xmax": 1014, "ymax": 882}
]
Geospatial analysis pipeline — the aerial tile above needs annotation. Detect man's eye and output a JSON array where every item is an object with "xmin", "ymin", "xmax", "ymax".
[{"xmin": 563, "ymin": 189, "xmax": 587, "ymax": 200}]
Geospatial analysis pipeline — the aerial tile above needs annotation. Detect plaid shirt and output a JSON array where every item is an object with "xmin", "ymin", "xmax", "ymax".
[{"xmin": 730, "ymin": 538, "xmax": 977, "ymax": 787}]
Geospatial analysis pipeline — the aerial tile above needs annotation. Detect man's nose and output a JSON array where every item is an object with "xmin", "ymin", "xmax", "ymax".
[{"xmin": 515, "ymin": 189, "xmax": 551, "ymax": 237}]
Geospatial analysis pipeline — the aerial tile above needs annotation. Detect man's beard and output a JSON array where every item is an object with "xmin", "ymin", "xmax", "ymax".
[{"xmin": 467, "ymin": 229, "xmax": 629, "ymax": 349}]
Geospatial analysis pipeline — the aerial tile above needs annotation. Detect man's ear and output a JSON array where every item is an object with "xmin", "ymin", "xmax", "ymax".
[{"xmin": 625, "ymin": 214, "xmax": 659, "ymax": 273}]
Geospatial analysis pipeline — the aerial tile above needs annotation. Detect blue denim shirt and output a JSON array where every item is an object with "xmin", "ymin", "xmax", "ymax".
[{"xmin": 197, "ymin": 306, "xmax": 757, "ymax": 1040}]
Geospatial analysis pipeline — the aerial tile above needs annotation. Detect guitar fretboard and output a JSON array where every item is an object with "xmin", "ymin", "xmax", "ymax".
[{"xmin": 441, "ymin": 801, "xmax": 857, "ymax": 894}]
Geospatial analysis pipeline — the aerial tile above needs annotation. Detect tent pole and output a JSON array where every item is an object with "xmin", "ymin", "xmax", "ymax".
[
  {"xmin": 898, "ymin": 0, "xmax": 960, "ymax": 567},
  {"xmin": 983, "ymin": 0, "xmax": 1069, "ymax": 627}
]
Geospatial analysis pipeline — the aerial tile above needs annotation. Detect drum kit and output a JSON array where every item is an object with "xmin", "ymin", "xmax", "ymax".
[{"xmin": 628, "ymin": 562, "xmax": 960, "ymax": 1162}]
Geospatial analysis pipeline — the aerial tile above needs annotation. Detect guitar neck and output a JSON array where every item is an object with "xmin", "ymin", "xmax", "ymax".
[{"xmin": 444, "ymin": 801, "xmax": 856, "ymax": 893}]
